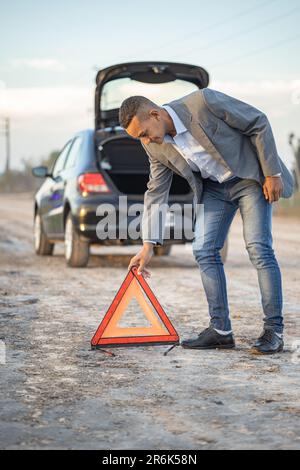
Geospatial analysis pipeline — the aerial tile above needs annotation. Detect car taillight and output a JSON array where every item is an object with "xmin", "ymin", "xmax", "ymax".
[{"xmin": 78, "ymin": 173, "xmax": 111, "ymax": 194}]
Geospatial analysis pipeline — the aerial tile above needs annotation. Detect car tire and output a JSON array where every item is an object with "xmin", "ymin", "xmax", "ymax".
[
  {"xmin": 34, "ymin": 213, "xmax": 54, "ymax": 256},
  {"xmin": 64, "ymin": 213, "xmax": 89, "ymax": 267},
  {"xmin": 153, "ymin": 245, "xmax": 172, "ymax": 256}
]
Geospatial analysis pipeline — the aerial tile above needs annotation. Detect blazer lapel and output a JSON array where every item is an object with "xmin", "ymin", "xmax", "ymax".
[{"xmin": 167, "ymin": 101, "xmax": 231, "ymax": 169}]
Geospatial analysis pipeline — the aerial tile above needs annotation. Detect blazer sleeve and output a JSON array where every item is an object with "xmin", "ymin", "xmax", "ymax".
[
  {"xmin": 202, "ymin": 88, "xmax": 282, "ymax": 177},
  {"xmin": 141, "ymin": 143, "xmax": 173, "ymax": 245}
]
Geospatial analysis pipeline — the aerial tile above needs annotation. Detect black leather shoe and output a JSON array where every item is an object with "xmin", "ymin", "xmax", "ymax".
[
  {"xmin": 251, "ymin": 329, "xmax": 284, "ymax": 355},
  {"xmin": 181, "ymin": 327, "xmax": 235, "ymax": 350}
]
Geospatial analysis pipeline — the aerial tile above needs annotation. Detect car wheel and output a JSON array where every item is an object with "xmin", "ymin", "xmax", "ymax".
[
  {"xmin": 65, "ymin": 213, "xmax": 89, "ymax": 267},
  {"xmin": 153, "ymin": 245, "xmax": 172, "ymax": 256},
  {"xmin": 34, "ymin": 213, "xmax": 54, "ymax": 256},
  {"xmin": 220, "ymin": 237, "xmax": 228, "ymax": 263}
]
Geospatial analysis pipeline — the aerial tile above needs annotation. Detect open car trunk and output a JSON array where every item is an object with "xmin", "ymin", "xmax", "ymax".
[
  {"xmin": 94, "ymin": 61, "xmax": 209, "ymax": 129},
  {"xmin": 98, "ymin": 136, "xmax": 192, "ymax": 196}
]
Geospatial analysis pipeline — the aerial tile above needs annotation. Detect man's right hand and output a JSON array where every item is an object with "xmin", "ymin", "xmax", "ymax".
[{"xmin": 127, "ymin": 242, "xmax": 154, "ymax": 278}]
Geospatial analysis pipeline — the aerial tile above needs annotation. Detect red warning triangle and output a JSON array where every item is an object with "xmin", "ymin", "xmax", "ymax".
[{"xmin": 91, "ymin": 266, "xmax": 179, "ymax": 348}]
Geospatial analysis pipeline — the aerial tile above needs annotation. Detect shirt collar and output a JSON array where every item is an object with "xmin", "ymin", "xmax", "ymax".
[{"xmin": 162, "ymin": 104, "xmax": 187, "ymax": 143}]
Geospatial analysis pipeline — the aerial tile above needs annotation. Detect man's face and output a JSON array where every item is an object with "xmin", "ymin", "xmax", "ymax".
[{"xmin": 126, "ymin": 110, "xmax": 166, "ymax": 145}]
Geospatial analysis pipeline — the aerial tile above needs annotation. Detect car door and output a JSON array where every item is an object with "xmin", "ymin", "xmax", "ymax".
[
  {"xmin": 55, "ymin": 135, "xmax": 83, "ymax": 235},
  {"xmin": 43, "ymin": 140, "xmax": 73, "ymax": 236}
]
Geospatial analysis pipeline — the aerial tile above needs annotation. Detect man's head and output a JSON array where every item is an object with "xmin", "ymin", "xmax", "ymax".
[{"xmin": 119, "ymin": 96, "xmax": 174, "ymax": 145}]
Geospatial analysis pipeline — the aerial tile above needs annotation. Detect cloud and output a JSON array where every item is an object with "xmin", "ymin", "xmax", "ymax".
[
  {"xmin": 1, "ymin": 79, "xmax": 299, "ymax": 122},
  {"xmin": 10, "ymin": 58, "xmax": 66, "ymax": 71},
  {"xmin": 210, "ymin": 79, "xmax": 300, "ymax": 122},
  {"xmin": 0, "ymin": 85, "xmax": 92, "ymax": 117},
  {"xmin": 0, "ymin": 80, "xmax": 298, "ymax": 170},
  {"xmin": 211, "ymin": 79, "xmax": 300, "ymax": 97}
]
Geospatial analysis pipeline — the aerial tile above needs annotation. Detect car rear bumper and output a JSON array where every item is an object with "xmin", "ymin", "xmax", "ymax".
[{"xmin": 71, "ymin": 197, "xmax": 194, "ymax": 245}]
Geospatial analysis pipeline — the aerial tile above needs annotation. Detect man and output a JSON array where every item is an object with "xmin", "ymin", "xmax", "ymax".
[{"xmin": 118, "ymin": 88, "xmax": 295, "ymax": 355}]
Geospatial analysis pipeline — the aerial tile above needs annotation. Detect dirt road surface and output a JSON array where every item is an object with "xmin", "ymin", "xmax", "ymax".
[{"xmin": 0, "ymin": 193, "xmax": 299, "ymax": 450}]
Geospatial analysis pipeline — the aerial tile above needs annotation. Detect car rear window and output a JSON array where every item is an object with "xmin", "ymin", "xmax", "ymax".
[{"xmin": 101, "ymin": 78, "xmax": 198, "ymax": 111}]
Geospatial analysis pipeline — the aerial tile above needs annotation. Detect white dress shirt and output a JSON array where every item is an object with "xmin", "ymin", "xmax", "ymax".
[{"xmin": 162, "ymin": 104, "xmax": 236, "ymax": 183}]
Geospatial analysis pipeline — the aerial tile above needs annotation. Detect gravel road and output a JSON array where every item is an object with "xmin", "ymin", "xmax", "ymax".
[{"xmin": 0, "ymin": 193, "xmax": 299, "ymax": 450}]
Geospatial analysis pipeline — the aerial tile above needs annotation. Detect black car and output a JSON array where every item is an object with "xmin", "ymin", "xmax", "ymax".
[{"xmin": 32, "ymin": 61, "xmax": 210, "ymax": 267}]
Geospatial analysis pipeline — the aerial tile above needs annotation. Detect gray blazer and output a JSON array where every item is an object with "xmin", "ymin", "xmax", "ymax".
[{"xmin": 141, "ymin": 88, "xmax": 296, "ymax": 245}]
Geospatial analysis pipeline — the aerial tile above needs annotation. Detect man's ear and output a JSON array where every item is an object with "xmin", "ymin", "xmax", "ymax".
[{"xmin": 149, "ymin": 108, "xmax": 160, "ymax": 120}]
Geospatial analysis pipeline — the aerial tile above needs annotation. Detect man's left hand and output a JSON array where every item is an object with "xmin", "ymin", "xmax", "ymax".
[{"xmin": 263, "ymin": 176, "xmax": 283, "ymax": 203}]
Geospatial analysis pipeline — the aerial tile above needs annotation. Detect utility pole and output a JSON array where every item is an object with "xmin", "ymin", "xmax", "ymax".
[
  {"xmin": 5, "ymin": 117, "xmax": 10, "ymax": 175},
  {"xmin": 0, "ymin": 116, "xmax": 10, "ymax": 176},
  {"xmin": 0, "ymin": 117, "xmax": 10, "ymax": 192}
]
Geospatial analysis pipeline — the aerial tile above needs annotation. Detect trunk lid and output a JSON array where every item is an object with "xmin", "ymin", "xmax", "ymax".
[{"xmin": 94, "ymin": 61, "xmax": 209, "ymax": 129}]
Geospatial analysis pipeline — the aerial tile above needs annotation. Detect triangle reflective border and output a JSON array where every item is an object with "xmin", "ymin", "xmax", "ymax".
[{"xmin": 91, "ymin": 266, "xmax": 179, "ymax": 348}]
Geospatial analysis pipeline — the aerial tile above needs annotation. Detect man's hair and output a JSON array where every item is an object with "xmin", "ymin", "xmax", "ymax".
[{"xmin": 118, "ymin": 95, "xmax": 158, "ymax": 129}]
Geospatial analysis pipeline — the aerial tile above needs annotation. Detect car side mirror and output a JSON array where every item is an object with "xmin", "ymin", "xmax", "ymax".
[{"xmin": 32, "ymin": 166, "xmax": 51, "ymax": 178}]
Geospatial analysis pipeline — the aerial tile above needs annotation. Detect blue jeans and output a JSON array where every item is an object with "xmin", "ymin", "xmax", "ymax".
[{"xmin": 192, "ymin": 176, "xmax": 284, "ymax": 334}]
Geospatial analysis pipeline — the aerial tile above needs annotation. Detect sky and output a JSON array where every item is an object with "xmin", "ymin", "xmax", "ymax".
[{"xmin": 0, "ymin": 0, "xmax": 300, "ymax": 172}]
